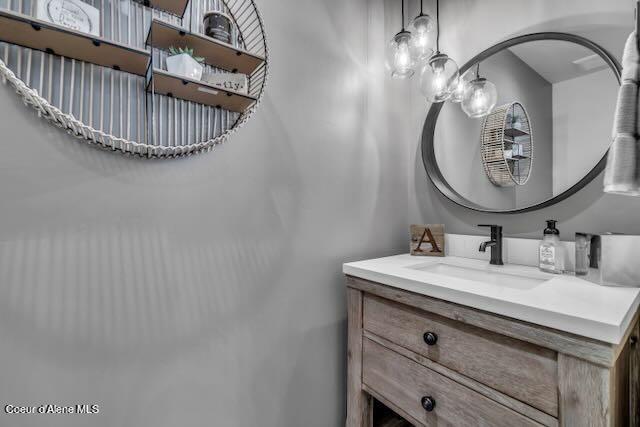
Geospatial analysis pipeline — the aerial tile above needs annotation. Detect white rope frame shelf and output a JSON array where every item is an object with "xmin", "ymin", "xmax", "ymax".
[
  {"xmin": 480, "ymin": 102, "xmax": 533, "ymax": 187},
  {"xmin": 0, "ymin": 0, "xmax": 269, "ymax": 158}
]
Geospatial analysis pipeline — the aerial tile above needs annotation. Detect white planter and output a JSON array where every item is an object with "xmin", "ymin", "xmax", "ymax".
[{"xmin": 166, "ymin": 53, "xmax": 203, "ymax": 81}]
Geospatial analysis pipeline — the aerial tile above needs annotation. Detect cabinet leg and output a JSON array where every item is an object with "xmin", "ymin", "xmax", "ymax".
[{"xmin": 346, "ymin": 287, "xmax": 373, "ymax": 427}]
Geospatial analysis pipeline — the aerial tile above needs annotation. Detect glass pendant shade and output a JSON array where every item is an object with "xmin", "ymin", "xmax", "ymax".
[
  {"xmin": 386, "ymin": 31, "xmax": 415, "ymax": 79},
  {"xmin": 450, "ymin": 69, "xmax": 473, "ymax": 103},
  {"xmin": 461, "ymin": 77, "xmax": 498, "ymax": 118},
  {"xmin": 409, "ymin": 14, "xmax": 434, "ymax": 61},
  {"xmin": 419, "ymin": 53, "xmax": 459, "ymax": 102}
]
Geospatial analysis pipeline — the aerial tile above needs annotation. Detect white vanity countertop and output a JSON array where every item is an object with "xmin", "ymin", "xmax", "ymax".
[{"xmin": 343, "ymin": 254, "xmax": 640, "ymax": 344}]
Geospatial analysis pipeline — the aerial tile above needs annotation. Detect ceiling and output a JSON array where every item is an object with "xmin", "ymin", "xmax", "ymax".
[
  {"xmin": 504, "ymin": 25, "xmax": 628, "ymax": 84},
  {"xmin": 508, "ymin": 40, "xmax": 608, "ymax": 84}
]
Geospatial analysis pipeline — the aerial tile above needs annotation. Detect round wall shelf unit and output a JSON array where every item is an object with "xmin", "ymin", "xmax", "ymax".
[
  {"xmin": 0, "ymin": 0, "xmax": 268, "ymax": 158},
  {"xmin": 480, "ymin": 102, "xmax": 533, "ymax": 186}
]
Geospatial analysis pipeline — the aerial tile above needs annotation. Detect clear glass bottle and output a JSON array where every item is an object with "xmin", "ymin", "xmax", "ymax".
[
  {"xmin": 574, "ymin": 233, "xmax": 590, "ymax": 276},
  {"xmin": 539, "ymin": 220, "xmax": 565, "ymax": 274}
]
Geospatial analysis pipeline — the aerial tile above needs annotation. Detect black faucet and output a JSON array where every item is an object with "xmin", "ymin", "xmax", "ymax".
[{"xmin": 478, "ymin": 224, "xmax": 504, "ymax": 265}]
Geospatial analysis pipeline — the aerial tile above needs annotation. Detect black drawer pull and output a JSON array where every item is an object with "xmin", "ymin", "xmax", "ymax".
[
  {"xmin": 421, "ymin": 396, "xmax": 436, "ymax": 412},
  {"xmin": 423, "ymin": 331, "xmax": 438, "ymax": 346}
]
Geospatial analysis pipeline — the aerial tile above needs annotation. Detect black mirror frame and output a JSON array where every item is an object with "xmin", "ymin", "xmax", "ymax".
[{"xmin": 421, "ymin": 32, "xmax": 622, "ymax": 214}]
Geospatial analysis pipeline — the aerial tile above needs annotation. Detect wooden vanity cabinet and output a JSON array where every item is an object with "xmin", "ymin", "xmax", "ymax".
[{"xmin": 346, "ymin": 276, "xmax": 640, "ymax": 427}]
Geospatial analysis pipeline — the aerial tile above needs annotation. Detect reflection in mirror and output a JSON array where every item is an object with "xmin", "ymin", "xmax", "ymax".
[{"xmin": 433, "ymin": 38, "xmax": 619, "ymax": 211}]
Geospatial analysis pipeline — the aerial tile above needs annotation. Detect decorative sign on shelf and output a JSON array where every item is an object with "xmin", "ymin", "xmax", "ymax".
[
  {"xmin": 35, "ymin": 0, "xmax": 100, "ymax": 36},
  {"xmin": 204, "ymin": 72, "xmax": 248, "ymax": 94},
  {"xmin": 410, "ymin": 224, "xmax": 445, "ymax": 257}
]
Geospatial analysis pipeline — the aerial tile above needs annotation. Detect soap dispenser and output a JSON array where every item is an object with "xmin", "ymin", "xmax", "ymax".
[{"xmin": 539, "ymin": 220, "xmax": 565, "ymax": 274}]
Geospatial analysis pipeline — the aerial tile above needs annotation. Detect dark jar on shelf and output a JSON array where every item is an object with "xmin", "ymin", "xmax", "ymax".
[{"xmin": 203, "ymin": 11, "xmax": 233, "ymax": 44}]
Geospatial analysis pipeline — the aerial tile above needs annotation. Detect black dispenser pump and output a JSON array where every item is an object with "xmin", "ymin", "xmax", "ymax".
[{"xmin": 544, "ymin": 220, "xmax": 559, "ymax": 236}]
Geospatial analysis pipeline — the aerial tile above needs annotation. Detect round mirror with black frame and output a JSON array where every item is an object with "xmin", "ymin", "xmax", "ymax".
[{"xmin": 421, "ymin": 32, "xmax": 622, "ymax": 213}]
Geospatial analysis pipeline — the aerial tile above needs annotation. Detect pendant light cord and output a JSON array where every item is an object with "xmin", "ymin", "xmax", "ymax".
[
  {"xmin": 420, "ymin": 0, "xmax": 423, "ymax": 15},
  {"xmin": 401, "ymin": 0, "xmax": 405, "ymax": 30},
  {"xmin": 436, "ymin": 0, "xmax": 440, "ymax": 53}
]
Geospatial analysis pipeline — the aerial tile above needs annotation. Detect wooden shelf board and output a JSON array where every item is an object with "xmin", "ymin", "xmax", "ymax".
[
  {"xmin": 146, "ymin": 19, "xmax": 264, "ymax": 75},
  {"xmin": 144, "ymin": 0, "xmax": 189, "ymax": 18},
  {"xmin": 504, "ymin": 127, "xmax": 529, "ymax": 137},
  {"xmin": 0, "ymin": 9, "xmax": 150, "ymax": 76},
  {"xmin": 147, "ymin": 68, "xmax": 256, "ymax": 113}
]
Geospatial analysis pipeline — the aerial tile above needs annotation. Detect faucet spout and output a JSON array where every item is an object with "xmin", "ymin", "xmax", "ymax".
[
  {"xmin": 479, "ymin": 240, "xmax": 496, "ymax": 252},
  {"xmin": 477, "ymin": 224, "xmax": 504, "ymax": 265}
]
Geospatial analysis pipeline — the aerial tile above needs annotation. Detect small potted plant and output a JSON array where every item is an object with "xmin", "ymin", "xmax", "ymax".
[{"xmin": 166, "ymin": 47, "xmax": 205, "ymax": 80}]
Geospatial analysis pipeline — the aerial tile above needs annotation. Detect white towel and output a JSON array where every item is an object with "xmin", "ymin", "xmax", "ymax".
[
  {"xmin": 612, "ymin": 82, "xmax": 638, "ymax": 135},
  {"xmin": 622, "ymin": 32, "xmax": 640, "ymax": 83},
  {"xmin": 604, "ymin": 134, "xmax": 639, "ymax": 195},
  {"xmin": 604, "ymin": 31, "xmax": 640, "ymax": 195}
]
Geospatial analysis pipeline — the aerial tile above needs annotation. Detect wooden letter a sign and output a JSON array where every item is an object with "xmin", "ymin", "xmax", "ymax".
[{"xmin": 410, "ymin": 224, "xmax": 445, "ymax": 257}]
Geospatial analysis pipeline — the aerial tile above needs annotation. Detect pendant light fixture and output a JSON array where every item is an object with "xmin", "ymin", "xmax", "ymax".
[
  {"xmin": 450, "ymin": 69, "xmax": 473, "ymax": 103},
  {"xmin": 419, "ymin": 0, "xmax": 459, "ymax": 102},
  {"xmin": 386, "ymin": 0, "xmax": 415, "ymax": 79},
  {"xmin": 461, "ymin": 63, "xmax": 497, "ymax": 118},
  {"xmin": 409, "ymin": 0, "xmax": 435, "ymax": 62}
]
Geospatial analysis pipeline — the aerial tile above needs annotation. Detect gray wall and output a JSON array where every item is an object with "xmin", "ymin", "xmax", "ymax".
[
  {"xmin": 0, "ymin": 1, "xmax": 409, "ymax": 426},
  {"xmin": 435, "ymin": 49, "xmax": 552, "ymax": 211},
  {"xmin": 403, "ymin": 0, "xmax": 640, "ymax": 240}
]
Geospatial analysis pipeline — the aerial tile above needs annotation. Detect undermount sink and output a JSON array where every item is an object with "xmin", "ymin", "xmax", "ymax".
[
  {"xmin": 408, "ymin": 258, "xmax": 549, "ymax": 290},
  {"xmin": 343, "ymin": 253, "xmax": 640, "ymax": 344}
]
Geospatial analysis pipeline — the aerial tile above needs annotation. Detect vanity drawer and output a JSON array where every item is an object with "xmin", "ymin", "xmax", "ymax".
[
  {"xmin": 363, "ymin": 295, "xmax": 558, "ymax": 416},
  {"xmin": 362, "ymin": 338, "xmax": 543, "ymax": 427}
]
